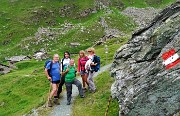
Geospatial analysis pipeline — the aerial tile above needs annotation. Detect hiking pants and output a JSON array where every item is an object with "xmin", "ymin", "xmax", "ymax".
[
  {"xmin": 65, "ymin": 78, "xmax": 84, "ymax": 102},
  {"xmin": 87, "ymin": 71, "xmax": 96, "ymax": 91},
  {"xmin": 57, "ymin": 76, "xmax": 65, "ymax": 97}
]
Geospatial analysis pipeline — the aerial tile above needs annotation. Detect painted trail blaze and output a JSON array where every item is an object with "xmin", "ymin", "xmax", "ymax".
[{"xmin": 162, "ymin": 49, "xmax": 180, "ymax": 69}]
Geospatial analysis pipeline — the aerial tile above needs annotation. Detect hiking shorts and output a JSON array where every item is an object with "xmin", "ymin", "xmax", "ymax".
[
  {"xmin": 80, "ymin": 70, "xmax": 88, "ymax": 76},
  {"xmin": 52, "ymin": 80, "xmax": 60, "ymax": 84}
]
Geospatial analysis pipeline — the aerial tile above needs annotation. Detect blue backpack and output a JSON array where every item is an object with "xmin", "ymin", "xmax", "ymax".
[{"xmin": 92, "ymin": 55, "xmax": 100, "ymax": 72}]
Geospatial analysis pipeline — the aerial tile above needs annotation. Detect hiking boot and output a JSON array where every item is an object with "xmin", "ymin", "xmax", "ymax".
[
  {"xmin": 80, "ymin": 95, "xmax": 85, "ymax": 98},
  {"xmin": 90, "ymin": 90, "xmax": 96, "ymax": 93},
  {"xmin": 67, "ymin": 101, "xmax": 71, "ymax": 105},
  {"xmin": 54, "ymin": 98, "xmax": 60, "ymax": 105},
  {"xmin": 48, "ymin": 99, "xmax": 53, "ymax": 107},
  {"xmin": 82, "ymin": 88, "xmax": 87, "ymax": 92}
]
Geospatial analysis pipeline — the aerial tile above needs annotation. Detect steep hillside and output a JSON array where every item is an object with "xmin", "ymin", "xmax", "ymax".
[
  {"xmin": 0, "ymin": 0, "xmax": 177, "ymax": 116},
  {"xmin": 0, "ymin": 0, "xmax": 176, "ymax": 62}
]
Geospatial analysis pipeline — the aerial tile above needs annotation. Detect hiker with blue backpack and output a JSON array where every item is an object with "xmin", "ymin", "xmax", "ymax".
[
  {"xmin": 57, "ymin": 51, "xmax": 72, "ymax": 98},
  {"xmin": 62, "ymin": 59, "xmax": 85, "ymax": 105},
  {"xmin": 44, "ymin": 54, "xmax": 61, "ymax": 107},
  {"xmin": 86, "ymin": 48, "xmax": 100, "ymax": 93}
]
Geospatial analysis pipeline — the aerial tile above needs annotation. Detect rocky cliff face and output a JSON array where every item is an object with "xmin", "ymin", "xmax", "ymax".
[{"xmin": 111, "ymin": 1, "xmax": 180, "ymax": 116}]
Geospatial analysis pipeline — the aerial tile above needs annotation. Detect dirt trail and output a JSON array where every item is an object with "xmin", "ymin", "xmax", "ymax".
[{"xmin": 49, "ymin": 64, "xmax": 112, "ymax": 116}]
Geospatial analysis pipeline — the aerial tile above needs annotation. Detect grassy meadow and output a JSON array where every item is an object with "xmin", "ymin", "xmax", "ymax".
[{"xmin": 0, "ymin": 0, "xmax": 176, "ymax": 115}]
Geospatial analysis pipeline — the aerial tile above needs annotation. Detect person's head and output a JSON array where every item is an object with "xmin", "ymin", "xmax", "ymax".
[
  {"xmin": 79, "ymin": 50, "xmax": 86, "ymax": 58},
  {"xmin": 53, "ymin": 54, "xmax": 59, "ymax": 62},
  {"xmin": 64, "ymin": 51, "xmax": 70, "ymax": 59},
  {"xmin": 69, "ymin": 59, "xmax": 74, "ymax": 66},
  {"xmin": 87, "ymin": 47, "xmax": 95, "ymax": 55}
]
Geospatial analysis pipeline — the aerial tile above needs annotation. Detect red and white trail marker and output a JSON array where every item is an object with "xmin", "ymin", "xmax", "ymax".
[{"xmin": 162, "ymin": 49, "xmax": 180, "ymax": 69}]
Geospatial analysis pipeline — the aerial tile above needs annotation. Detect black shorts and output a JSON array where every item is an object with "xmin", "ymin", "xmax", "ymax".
[
  {"xmin": 80, "ymin": 70, "xmax": 88, "ymax": 76},
  {"xmin": 52, "ymin": 80, "xmax": 60, "ymax": 84}
]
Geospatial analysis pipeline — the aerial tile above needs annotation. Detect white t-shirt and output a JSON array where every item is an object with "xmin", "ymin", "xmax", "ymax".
[
  {"xmin": 61, "ymin": 58, "xmax": 75, "ymax": 71},
  {"xmin": 61, "ymin": 58, "xmax": 70, "ymax": 71}
]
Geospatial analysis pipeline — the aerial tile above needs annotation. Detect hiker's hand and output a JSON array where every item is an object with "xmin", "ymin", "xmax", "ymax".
[
  {"xmin": 77, "ymin": 72, "xmax": 80, "ymax": 76},
  {"xmin": 48, "ymin": 76, "xmax": 52, "ymax": 81},
  {"xmin": 66, "ymin": 68, "xmax": 69, "ymax": 73},
  {"xmin": 90, "ymin": 62, "xmax": 96, "ymax": 66}
]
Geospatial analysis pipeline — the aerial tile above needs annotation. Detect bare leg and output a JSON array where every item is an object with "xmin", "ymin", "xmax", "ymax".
[
  {"xmin": 49, "ymin": 83, "xmax": 58, "ymax": 99},
  {"xmin": 53, "ymin": 84, "xmax": 59, "ymax": 97},
  {"xmin": 81, "ymin": 75, "xmax": 86, "ymax": 88},
  {"xmin": 48, "ymin": 83, "xmax": 58, "ymax": 107},
  {"xmin": 84, "ymin": 74, "xmax": 89, "ymax": 86}
]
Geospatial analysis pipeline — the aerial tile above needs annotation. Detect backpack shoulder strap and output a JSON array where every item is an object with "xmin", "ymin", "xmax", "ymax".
[
  {"xmin": 49, "ymin": 61, "xmax": 53, "ymax": 71},
  {"xmin": 61, "ymin": 58, "xmax": 64, "ymax": 64},
  {"xmin": 61, "ymin": 58, "xmax": 65, "ymax": 69},
  {"xmin": 92, "ymin": 55, "xmax": 96, "ymax": 62}
]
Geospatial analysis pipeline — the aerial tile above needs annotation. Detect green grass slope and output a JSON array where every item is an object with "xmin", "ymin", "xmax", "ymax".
[
  {"xmin": 72, "ymin": 71, "xmax": 119, "ymax": 116},
  {"xmin": 0, "ymin": 0, "xmax": 176, "ymax": 115},
  {"xmin": 0, "ymin": 0, "xmax": 176, "ymax": 61},
  {"xmin": 0, "ymin": 38, "xmax": 126, "ymax": 116}
]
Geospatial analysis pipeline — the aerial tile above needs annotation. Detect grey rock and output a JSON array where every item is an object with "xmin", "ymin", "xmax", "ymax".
[
  {"xmin": 79, "ymin": 8, "xmax": 97, "ymax": 17},
  {"xmin": 6, "ymin": 56, "xmax": 31, "ymax": 62},
  {"xmin": 111, "ymin": 1, "xmax": 180, "ymax": 116},
  {"xmin": 33, "ymin": 50, "xmax": 48, "ymax": 61},
  {"xmin": 70, "ymin": 42, "xmax": 81, "ymax": 47},
  {"xmin": 122, "ymin": 7, "xmax": 160, "ymax": 28},
  {"xmin": 0, "ymin": 64, "xmax": 11, "ymax": 74}
]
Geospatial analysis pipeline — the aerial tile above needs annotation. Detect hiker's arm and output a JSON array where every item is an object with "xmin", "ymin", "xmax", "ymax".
[
  {"xmin": 77, "ymin": 58, "xmax": 80, "ymax": 72},
  {"xmin": 63, "ymin": 67, "xmax": 69, "ymax": 74},
  {"xmin": 91, "ymin": 63, "xmax": 97, "ymax": 66},
  {"xmin": 44, "ymin": 68, "xmax": 51, "ymax": 81},
  {"xmin": 65, "ymin": 68, "xmax": 69, "ymax": 73}
]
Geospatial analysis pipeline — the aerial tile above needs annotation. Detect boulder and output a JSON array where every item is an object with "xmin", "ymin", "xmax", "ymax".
[
  {"xmin": 6, "ymin": 56, "xmax": 31, "ymax": 63},
  {"xmin": 111, "ymin": 1, "xmax": 180, "ymax": 116},
  {"xmin": 70, "ymin": 42, "xmax": 81, "ymax": 47},
  {"xmin": 33, "ymin": 49, "xmax": 48, "ymax": 61},
  {"xmin": 0, "ymin": 64, "xmax": 11, "ymax": 74}
]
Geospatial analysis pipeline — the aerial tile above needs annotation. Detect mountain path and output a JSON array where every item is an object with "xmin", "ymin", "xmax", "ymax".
[{"xmin": 48, "ymin": 64, "xmax": 112, "ymax": 116}]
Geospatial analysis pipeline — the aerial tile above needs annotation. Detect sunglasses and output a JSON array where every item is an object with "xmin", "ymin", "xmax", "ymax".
[{"xmin": 88, "ymin": 51, "xmax": 92, "ymax": 52}]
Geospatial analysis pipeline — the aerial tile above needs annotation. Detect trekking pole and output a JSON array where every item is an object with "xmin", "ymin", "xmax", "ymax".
[
  {"xmin": 105, "ymin": 95, "xmax": 112, "ymax": 116},
  {"xmin": 46, "ymin": 83, "xmax": 51, "ymax": 107}
]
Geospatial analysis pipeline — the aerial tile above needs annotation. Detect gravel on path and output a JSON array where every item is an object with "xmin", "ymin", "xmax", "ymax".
[{"xmin": 49, "ymin": 64, "xmax": 112, "ymax": 116}]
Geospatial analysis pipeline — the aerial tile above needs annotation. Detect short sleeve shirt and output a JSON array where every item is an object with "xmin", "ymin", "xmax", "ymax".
[
  {"xmin": 46, "ymin": 62, "xmax": 61, "ymax": 81},
  {"xmin": 63, "ymin": 65, "xmax": 76, "ymax": 82},
  {"xmin": 61, "ymin": 58, "xmax": 75, "ymax": 70},
  {"xmin": 61, "ymin": 58, "xmax": 71, "ymax": 70}
]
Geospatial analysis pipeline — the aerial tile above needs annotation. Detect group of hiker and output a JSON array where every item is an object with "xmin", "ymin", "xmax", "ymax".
[{"xmin": 44, "ymin": 47, "xmax": 100, "ymax": 107}]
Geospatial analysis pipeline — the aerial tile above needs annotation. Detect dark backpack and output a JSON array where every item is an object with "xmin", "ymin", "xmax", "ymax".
[
  {"xmin": 44, "ymin": 60, "xmax": 60, "ymax": 75},
  {"xmin": 44, "ymin": 60, "xmax": 53, "ymax": 77},
  {"xmin": 92, "ymin": 55, "xmax": 100, "ymax": 72}
]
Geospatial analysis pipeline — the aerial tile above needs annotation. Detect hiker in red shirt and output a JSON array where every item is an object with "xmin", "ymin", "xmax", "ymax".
[{"xmin": 78, "ymin": 50, "xmax": 89, "ymax": 92}]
